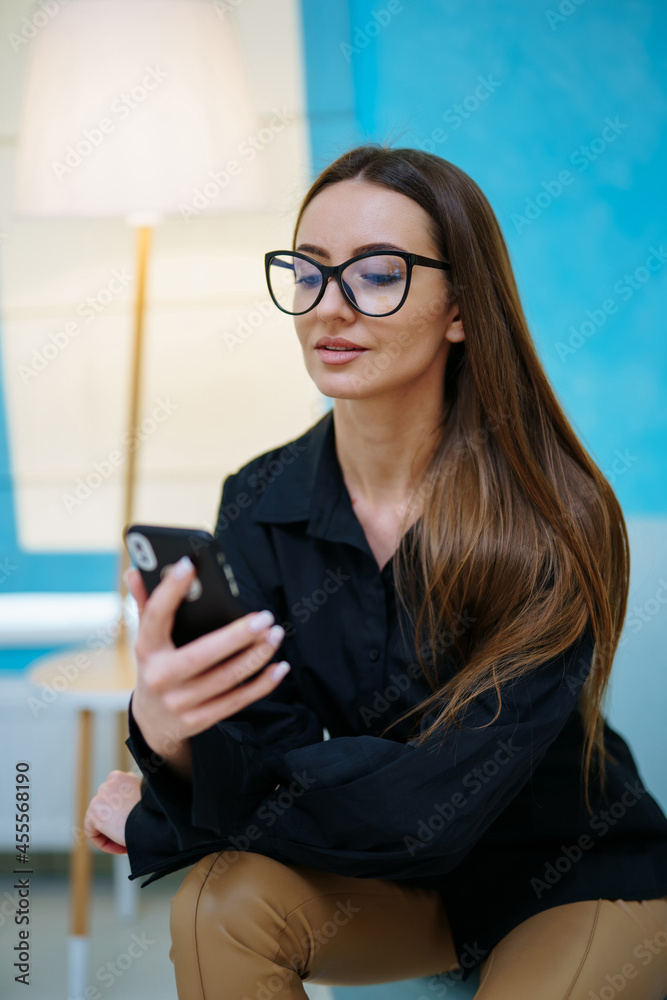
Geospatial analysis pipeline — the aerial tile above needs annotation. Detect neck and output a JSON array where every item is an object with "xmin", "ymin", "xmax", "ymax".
[{"xmin": 331, "ymin": 392, "xmax": 445, "ymax": 515}]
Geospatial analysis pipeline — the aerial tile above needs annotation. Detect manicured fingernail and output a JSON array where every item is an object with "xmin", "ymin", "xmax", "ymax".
[
  {"xmin": 267, "ymin": 624, "xmax": 285, "ymax": 647},
  {"xmin": 272, "ymin": 661, "xmax": 290, "ymax": 679},
  {"xmin": 123, "ymin": 568, "xmax": 135, "ymax": 586},
  {"xmin": 172, "ymin": 555, "xmax": 194, "ymax": 578},
  {"xmin": 248, "ymin": 609, "xmax": 275, "ymax": 632}
]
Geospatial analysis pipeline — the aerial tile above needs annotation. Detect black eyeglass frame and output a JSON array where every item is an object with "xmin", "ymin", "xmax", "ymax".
[{"xmin": 264, "ymin": 249, "xmax": 452, "ymax": 317}]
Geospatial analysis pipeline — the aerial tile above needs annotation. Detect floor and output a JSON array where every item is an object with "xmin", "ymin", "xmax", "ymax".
[{"xmin": 0, "ymin": 869, "xmax": 479, "ymax": 1000}]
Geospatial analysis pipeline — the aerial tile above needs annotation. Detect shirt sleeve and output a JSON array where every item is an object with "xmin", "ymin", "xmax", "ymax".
[{"xmin": 123, "ymin": 471, "xmax": 325, "ymax": 883}]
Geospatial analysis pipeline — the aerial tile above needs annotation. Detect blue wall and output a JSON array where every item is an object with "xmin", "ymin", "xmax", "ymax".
[{"xmin": 299, "ymin": 0, "xmax": 667, "ymax": 513}]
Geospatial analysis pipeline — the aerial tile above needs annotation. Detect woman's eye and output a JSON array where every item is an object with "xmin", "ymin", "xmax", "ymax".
[
  {"xmin": 362, "ymin": 271, "xmax": 402, "ymax": 286},
  {"xmin": 295, "ymin": 274, "xmax": 321, "ymax": 287}
]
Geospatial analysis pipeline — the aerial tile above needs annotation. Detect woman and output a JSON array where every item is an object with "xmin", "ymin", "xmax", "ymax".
[{"xmin": 85, "ymin": 145, "xmax": 667, "ymax": 998}]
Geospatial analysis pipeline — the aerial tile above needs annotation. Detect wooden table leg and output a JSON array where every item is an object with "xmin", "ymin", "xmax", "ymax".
[{"xmin": 68, "ymin": 708, "xmax": 93, "ymax": 998}]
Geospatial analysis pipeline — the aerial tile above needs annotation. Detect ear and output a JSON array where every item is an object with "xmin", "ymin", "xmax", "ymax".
[{"xmin": 445, "ymin": 307, "xmax": 465, "ymax": 343}]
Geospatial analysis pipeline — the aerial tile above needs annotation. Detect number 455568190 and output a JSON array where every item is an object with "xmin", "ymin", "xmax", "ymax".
[{"xmin": 15, "ymin": 762, "xmax": 30, "ymax": 865}]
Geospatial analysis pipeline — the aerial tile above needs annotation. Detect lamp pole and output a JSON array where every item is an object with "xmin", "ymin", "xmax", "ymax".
[{"xmin": 116, "ymin": 223, "xmax": 152, "ymax": 671}]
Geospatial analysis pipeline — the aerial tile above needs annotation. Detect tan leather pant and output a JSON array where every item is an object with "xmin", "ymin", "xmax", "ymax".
[{"xmin": 169, "ymin": 849, "xmax": 667, "ymax": 999}]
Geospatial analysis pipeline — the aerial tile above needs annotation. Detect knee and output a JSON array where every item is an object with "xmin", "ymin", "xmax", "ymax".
[
  {"xmin": 169, "ymin": 849, "xmax": 310, "ymax": 983},
  {"xmin": 170, "ymin": 850, "xmax": 295, "ymax": 942},
  {"xmin": 169, "ymin": 853, "xmax": 220, "ymax": 955}
]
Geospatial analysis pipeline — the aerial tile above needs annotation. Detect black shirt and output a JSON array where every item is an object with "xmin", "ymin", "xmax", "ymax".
[{"xmin": 125, "ymin": 409, "xmax": 667, "ymax": 982}]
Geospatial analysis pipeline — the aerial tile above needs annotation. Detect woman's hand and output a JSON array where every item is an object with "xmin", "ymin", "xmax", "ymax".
[
  {"xmin": 125, "ymin": 556, "xmax": 290, "ymax": 776},
  {"xmin": 84, "ymin": 770, "xmax": 142, "ymax": 854}
]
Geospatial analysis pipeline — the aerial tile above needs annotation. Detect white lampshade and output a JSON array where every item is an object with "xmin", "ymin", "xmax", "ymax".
[{"xmin": 14, "ymin": 0, "xmax": 266, "ymax": 218}]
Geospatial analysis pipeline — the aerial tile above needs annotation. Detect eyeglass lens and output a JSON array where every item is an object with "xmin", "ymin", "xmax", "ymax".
[{"xmin": 268, "ymin": 253, "xmax": 408, "ymax": 315}]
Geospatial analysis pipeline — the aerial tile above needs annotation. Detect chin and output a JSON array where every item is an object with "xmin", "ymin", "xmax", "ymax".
[{"xmin": 313, "ymin": 377, "xmax": 387, "ymax": 401}]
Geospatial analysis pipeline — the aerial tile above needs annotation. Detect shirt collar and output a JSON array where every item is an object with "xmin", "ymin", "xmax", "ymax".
[
  {"xmin": 250, "ymin": 408, "xmax": 367, "ymax": 550},
  {"xmin": 249, "ymin": 408, "xmax": 418, "ymax": 582}
]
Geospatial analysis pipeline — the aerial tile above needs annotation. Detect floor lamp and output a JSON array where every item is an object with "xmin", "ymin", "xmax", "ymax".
[{"xmin": 13, "ymin": 1, "xmax": 263, "ymax": 994}]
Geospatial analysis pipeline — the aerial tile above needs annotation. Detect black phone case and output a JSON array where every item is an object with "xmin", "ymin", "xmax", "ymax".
[{"xmin": 123, "ymin": 524, "xmax": 247, "ymax": 647}]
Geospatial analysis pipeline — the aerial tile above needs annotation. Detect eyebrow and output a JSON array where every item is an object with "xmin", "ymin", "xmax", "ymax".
[{"xmin": 295, "ymin": 241, "xmax": 408, "ymax": 258}]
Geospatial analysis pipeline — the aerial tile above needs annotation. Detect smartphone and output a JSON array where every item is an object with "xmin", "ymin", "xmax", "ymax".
[{"xmin": 123, "ymin": 523, "xmax": 247, "ymax": 647}]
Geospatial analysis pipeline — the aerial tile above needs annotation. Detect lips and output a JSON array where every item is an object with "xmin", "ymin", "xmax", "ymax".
[
  {"xmin": 315, "ymin": 341, "xmax": 368, "ymax": 366},
  {"xmin": 315, "ymin": 337, "xmax": 367, "ymax": 350}
]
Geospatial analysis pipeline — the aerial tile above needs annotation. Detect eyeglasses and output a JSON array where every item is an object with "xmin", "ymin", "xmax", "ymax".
[{"xmin": 264, "ymin": 249, "xmax": 451, "ymax": 317}]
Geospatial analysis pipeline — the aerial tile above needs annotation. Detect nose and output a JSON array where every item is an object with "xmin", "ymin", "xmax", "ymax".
[{"xmin": 315, "ymin": 275, "xmax": 356, "ymax": 321}]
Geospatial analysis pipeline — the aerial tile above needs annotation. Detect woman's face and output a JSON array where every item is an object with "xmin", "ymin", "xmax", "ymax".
[{"xmin": 292, "ymin": 179, "xmax": 464, "ymax": 401}]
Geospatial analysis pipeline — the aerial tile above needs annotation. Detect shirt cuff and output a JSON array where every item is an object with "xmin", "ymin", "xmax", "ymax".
[
  {"xmin": 125, "ymin": 695, "xmax": 198, "ymax": 847},
  {"xmin": 188, "ymin": 718, "xmax": 283, "ymax": 835},
  {"xmin": 125, "ymin": 695, "xmax": 280, "ymax": 847}
]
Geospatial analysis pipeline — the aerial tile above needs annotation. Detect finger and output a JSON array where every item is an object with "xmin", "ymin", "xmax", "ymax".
[
  {"xmin": 125, "ymin": 568, "xmax": 147, "ymax": 614},
  {"xmin": 165, "ymin": 628, "xmax": 285, "ymax": 711},
  {"xmin": 84, "ymin": 799, "xmax": 107, "ymax": 842},
  {"xmin": 107, "ymin": 769, "xmax": 141, "ymax": 796},
  {"xmin": 178, "ymin": 660, "xmax": 291, "ymax": 733},
  {"xmin": 90, "ymin": 831, "xmax": 127, "ymax": 854},
  {"xmin": 156, "ymin": 611, "xmax": 282, "ymax": 688},
  {"xmin": 83, "ymin": 804, "xmax": 96, "ymax": 842},
  {"xmin": 136, "ymin": 555, "xmax": 198, "ymax": 653}
]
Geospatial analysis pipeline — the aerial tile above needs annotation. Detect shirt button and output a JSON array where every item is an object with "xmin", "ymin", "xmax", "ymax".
[{"xmin": 369, "ymin": 648, "xmax": 380, "ymax": 662}]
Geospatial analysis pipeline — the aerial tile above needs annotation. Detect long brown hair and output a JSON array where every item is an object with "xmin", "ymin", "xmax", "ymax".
[{"xmin": 292, "ymin": 144, "xmax": 628, "ymax": 812}]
